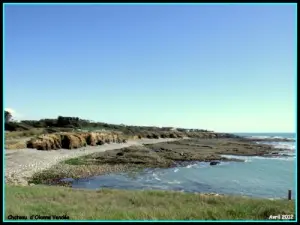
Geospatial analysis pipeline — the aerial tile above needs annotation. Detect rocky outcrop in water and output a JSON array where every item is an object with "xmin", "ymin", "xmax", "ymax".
[{"xmin": 241, "ymin": 138, "xmax": 294, "ymax": 142}]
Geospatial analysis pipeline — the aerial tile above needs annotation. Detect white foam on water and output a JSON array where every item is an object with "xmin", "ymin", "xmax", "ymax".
[
  {"xmin": 167, "ymin": 180, "xmax": 181, "ymax": 184},
  {"xmin": 260, "ymin": 141, "xmax": 295, "ymax": 150},
  {"xmin": 270, "ymin": 136, "xmax": 295, "ymax": 140},
  {"xmin": 264, "ymin": 157, "xmax": 295, "ymax": 161},
  {"xmin": 245, "ymin": 136, "xmax": 295, "ymax": 141},
  {"xmin": 220, "ymin": 154, "xmax": 295, "ymax": 162},
  {"xmin": 152, "ymin": 173, "xmax": 161, "ymax": 181},
  {"xmin": 246, "ymin": 136, "xmax": 270, "ymax": 139},
  {"xmin": 186, "ymin": 164, "xmax": 198, "ymax": 168}
]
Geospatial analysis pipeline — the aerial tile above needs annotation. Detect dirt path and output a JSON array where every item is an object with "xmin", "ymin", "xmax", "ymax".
[{"xmin": 5, "ymin": 138, "xmax": 186, "ymax": 186}]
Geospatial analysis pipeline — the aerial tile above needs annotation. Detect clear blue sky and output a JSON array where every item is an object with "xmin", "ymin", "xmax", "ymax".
[{"xmin": 4, "ymin": 4, "xmax": 297, "ymax": 132}]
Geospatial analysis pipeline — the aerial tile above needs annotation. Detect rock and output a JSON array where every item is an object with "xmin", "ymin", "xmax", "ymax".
[
  {"xmin": 160, "ymin": 133, "xmax": 167, "ymax": 138},
  {"xmin": 210, "ymin": 161, "xmax": 220, "ymax": 166},
  {"xmin": 202, "ymin": 145, "xmax": 213, "ymax": 149},
  {"xmin": 169, "ymin": 133, "xmax": 177, "ymax": 138},
  {"xmin": 86, "ymin": 133, "xmax": 98, "ymax": 146},
  {"xmin": 61, "ymin": 133, "xmax": 86, "ymax": 149},
  {"xmin": 26, "ymin": 134, "xmax": 62, "ymax": 150},
  {"xmin": 26, "ymin": 132, "xmax": 128, "ymax": 150},
  {"xmin": 152, "ymin": 133, "xmax": 160, "ymax": 139},
  {"xmin": 96, "ymin": 139, "xmax": 105, "ymax": 145}
]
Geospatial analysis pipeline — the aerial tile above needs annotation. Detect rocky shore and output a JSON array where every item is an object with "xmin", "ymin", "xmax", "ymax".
[
  {"xmin": 5, "ymin": 138, "xmax": 183, "ymax": 186},
  {"xmin": 27, "ymin": 137, "xmax": 290, "ymax": 187},
  {"xmin": 5, "ymin": 128, "xmax": 293, "ymax": 187}
]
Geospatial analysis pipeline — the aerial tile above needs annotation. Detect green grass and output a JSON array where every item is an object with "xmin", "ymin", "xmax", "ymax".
[
  {"xmin": 64, "ymin": 157, "xmax": 87, "ymax": 165},
  {"xmin": 5, "ymin": 185, "xmax": 295, "ymax": 220}
]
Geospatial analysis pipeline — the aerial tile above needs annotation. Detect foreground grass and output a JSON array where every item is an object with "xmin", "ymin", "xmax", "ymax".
[{"xmin": 5, "ymin": 185, "xmax": 295, "ymax": 220}]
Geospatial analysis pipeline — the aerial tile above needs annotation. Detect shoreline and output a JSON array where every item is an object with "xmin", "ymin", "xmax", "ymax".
[
  {"xmin": 5, "ymin": 138, "xmax": 187, "ymax": 186},
  {"xmin": 5, "ymin": 133, "xmax": 294, "ymax": 187},
  {"xmin": 24, "ymin": 137, "xmax": 293, "ymax": 188}
]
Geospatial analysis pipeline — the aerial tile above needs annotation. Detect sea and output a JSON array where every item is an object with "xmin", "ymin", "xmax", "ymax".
[{"xmin": 67, "ymin": 133, "xmax": 296, "ymax": 199}]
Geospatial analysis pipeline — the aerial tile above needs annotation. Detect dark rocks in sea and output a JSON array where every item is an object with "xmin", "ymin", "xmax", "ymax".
[
  {"xmin": 263, "ymin": 153, "xmax": 292, "ymax": 158},
  {"xmin": 220, "ymin": 133, "xmax": 243, "ymax": 139},
  {"xmin": 243, "ymin": 138, "xmax": 294, "ymax": 142},
  {"xmin": 210, "ymin": 161, "xmax": 220, "ymax": 166}
]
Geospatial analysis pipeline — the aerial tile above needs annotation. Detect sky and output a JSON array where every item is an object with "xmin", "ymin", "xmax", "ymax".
[{"xmin": 4, "ymin": 4, "xmax": 297, "ymax": 133}]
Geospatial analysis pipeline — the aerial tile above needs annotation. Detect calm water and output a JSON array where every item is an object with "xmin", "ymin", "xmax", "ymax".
[{"xmin": 66, "ymin": 133, "xmax": 296, "ymax": 199}]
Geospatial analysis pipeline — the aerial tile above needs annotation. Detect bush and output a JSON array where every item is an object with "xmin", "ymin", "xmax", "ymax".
[{"xmin": 5, "ymin": 122, "xmax": 32, "ymax": 131}]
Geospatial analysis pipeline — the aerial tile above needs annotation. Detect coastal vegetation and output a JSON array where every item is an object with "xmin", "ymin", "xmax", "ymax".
[
  {"xmin": 4, "ymin": 113, "xmax": 210, "ymax": 134},
  {"xmin": 5, "ymin": 185, "xmax": 295, "ymax": 220},
  {"xmin": 4, "ymin": 113, "xmax": 240, "ymax": 150},
  {"xmin": 5, "ymin": 112, "xmax": 295, "ymax": 220}
]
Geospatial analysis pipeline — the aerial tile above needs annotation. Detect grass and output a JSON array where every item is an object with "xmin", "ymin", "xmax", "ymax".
[
  {"xmin": 5, "ymin": 128, "xmax": 45, "ymax": 140},
  {"xmin": 28, "ymin": 162, "xmax": 143, "ymax": 186},
  {"xmin": 63, "ymin": 157, "xmax": 87, "ymax": 165},
  {"xmin": 5, "ymin": 139, "xmax": 27, "ymax": 150},
  {"xmin": 5, "ymin": 185, "xmax": 295, "ymax": 220},
  {"xmin": 5, "ymin": 129, "xmax": 45, "ymax": 150},
  {"xmin": 4, "ymin": 128, "xmax": 79, "ymax": 150}
]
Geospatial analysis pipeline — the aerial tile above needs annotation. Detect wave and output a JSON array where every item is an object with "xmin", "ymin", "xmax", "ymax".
[
  {"xmin": 256, "ymin": 141, "xmax": 295, "ymax": 152},
  {"xmin": 244, "ymin": 136, "xmax": 295, "ymax": 141},
  {"xmin": 268, "ymin": 142, "xmax": 295, "ymax": 150},
  {"xmin": 220, "ymin": 154, "xmax": 295, "ymax": 162},
  {"xmin": 186, "ymin": 164, "xmax": 198, "ymax": 168},
  {"xmin": 245, "ymin": 136, "xmax": 271, "ymax": 139},
  {"xmin": 167, "ymin": 180, "xmax": 181, "ymax": 184}
]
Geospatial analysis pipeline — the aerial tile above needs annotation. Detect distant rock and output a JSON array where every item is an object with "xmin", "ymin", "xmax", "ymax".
[
  {"xmin": 242, "ymin": 138, "xmax": 294, "ymax": 142},
  {"xmin": 210, "ymin": 161, "xmax": 220, "ymax": 166}
]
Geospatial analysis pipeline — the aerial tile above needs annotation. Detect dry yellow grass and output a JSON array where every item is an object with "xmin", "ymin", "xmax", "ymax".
[
  {"xmin": 5, "ymin": 140, "xmax": 27, "ymax": 150},
  {"xmin": 5, "ymin": 128, "xmax": 45, "ymax": 140}
]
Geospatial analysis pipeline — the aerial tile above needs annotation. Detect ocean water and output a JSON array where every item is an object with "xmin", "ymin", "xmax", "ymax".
[{"xmin": 68, "ymin": 133, "xmax": 296, "ymax": 199}]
